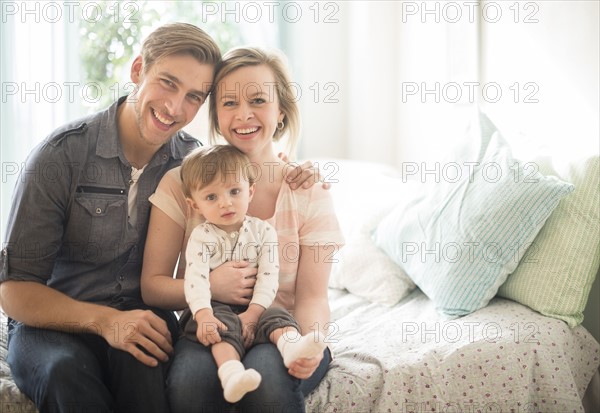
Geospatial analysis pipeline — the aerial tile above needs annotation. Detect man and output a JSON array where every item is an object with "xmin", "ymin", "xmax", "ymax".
[{"xmin": 0, "ymin": 22, "xmax": 221, "ymax": 412}]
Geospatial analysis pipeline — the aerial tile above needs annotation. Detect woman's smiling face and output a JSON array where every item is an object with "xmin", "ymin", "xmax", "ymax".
[{"xmin": 215, "ymin": 64, "xmax": 284, "ymax": 158}]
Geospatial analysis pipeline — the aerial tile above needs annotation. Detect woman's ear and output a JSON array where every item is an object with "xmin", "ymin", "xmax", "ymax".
[
  {"xmin": 248, "ymin": 183, "xmax": 256, "ymax": 202},
  {"xmin": 130, "ymin": 55, "xmax": 144, "ymax": 83},
  {"xmin": 185, "ymin": 197, "xmax": 200, "ymax": 212}
]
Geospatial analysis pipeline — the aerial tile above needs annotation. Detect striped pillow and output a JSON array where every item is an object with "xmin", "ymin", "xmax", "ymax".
[
  {"xmin": 373, "ymin": 113, "xmax": 575, "ymax": 317},
  {"xmin": 498, "ymin": 156, "xmax": 599, "ymax": 326}
]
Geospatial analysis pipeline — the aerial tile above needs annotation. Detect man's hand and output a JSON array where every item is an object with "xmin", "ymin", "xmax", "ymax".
[
  {"xmin": 278, "ymin": 153, "xmax": 331, "ymax": 190},
  {"xmin": 100, "ymin": 309, "xmax": 173, "ymax": 368},
  {"xmin": 194, "ymin": 308, "xmax": 228, "ymax": 347},
  {"xmin": 210, "ymin": 261, "xmax": 257, "ymax": 305}
]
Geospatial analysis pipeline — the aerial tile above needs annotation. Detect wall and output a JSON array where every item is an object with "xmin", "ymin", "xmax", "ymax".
[{"xmin": 584, "ymin": 269, "xmax": 600, "ymax": 343}]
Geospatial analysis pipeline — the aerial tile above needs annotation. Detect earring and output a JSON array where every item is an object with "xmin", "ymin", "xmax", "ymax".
[{"xmin": 277, "ymin": 120, "xmax": 284, "ymax": 130}]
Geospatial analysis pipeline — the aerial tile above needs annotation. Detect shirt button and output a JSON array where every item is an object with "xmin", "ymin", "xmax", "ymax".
[
  {"xmin": 119, "ymin": 275, "xmax": 125, "ymax": 281},
  {"xmin": 95, "ymin": 207, "xmax": 102, "ymax": 214},
  {"xmin": 162, "ymin": 154, "xmax": 168, "ymax": 160}
]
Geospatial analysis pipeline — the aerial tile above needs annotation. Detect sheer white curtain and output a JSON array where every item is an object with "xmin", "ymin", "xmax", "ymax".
[
  {"xmin": 281, "ymin": 1, "xmax": 479, "ymax": 166},
  {"xmin": 480, "ymin": 0, "xmax": 600, "ymax": 162},
  {"xmin": 1, "ymin": 16, "xmax": 83, "ymax": 237},
  {"xmin": 282, "ymin": 1, "xmax": 599, "ymax": 166}
]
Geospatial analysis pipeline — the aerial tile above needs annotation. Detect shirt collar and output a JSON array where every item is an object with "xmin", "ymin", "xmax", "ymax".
[
  {"xmin": 169, "ymin": 131, "xmax": 195, "ymax": 160},
  {"xmin": 96, "ymin": 96, "xmax": 125, "ymax": 160},
  {"xmin": 205, "ymin": 216, "xmax": 248, "ymax": 238}
]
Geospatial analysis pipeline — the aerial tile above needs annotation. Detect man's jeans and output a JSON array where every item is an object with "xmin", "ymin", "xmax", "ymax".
[{"xmin": 7, "ymin": 308, "xmax": 177, "ymax": 413}]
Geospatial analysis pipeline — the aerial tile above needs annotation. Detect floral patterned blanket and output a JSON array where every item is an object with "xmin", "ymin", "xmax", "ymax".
[{"xmin": 306, "ymin": 289, "xmax": 600, "ymax": 413}]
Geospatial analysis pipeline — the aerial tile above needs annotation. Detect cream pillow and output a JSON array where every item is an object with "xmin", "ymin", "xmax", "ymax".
[{"xmin": 330, "ymin": 209, "xmax": 416, "ymax": 306}]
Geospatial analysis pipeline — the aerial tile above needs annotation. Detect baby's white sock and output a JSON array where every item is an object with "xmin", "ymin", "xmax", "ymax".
[
  {"xmin": 217, "ymin": 360, "xmax": 261, "ymax": 403},
  {"xmin": 277, "ymin": 330, "xmax": 327, "ymax": 367}
]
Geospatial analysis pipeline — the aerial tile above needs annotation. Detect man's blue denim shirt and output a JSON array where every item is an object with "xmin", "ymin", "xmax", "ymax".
[{"xmin": 0, "ymin": 97, "xmax": 200, "ymax": 309}]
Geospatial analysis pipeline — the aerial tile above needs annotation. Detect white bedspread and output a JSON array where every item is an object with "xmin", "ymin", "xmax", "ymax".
[{"xmin": 306, "ymin": 288, "xmax": 600, "ymax": 413}]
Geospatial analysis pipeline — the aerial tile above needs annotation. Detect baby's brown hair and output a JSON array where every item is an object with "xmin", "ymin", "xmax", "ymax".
[{"xmin": 180, "ymin": 145, "xmax": 256, "ymax": 199}]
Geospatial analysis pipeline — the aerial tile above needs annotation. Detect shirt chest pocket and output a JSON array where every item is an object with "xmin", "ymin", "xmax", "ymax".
[{"xmin": 67, "ymin": 188, "xmax": 127, "ymax": 254}]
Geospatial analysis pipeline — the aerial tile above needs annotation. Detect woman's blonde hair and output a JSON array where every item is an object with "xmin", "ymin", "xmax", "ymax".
[
  {"xmin": 208, "ymin": 47, "xmax": 300, "ymax": 156},
  {"xmin": 180, "ymin": 145, "xmax": 256, "ymax": 199},
  {"xmin": 140, "ymin": 22, "xmax": 222, "ymax": 73}
]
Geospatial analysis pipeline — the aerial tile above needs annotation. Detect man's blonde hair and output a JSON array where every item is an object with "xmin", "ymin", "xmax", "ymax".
[
  {"xmin": 140, "ymin": 22, "xmax": 221, "ymax": 73},
  {"xmin": 180, "ymin": 145, "xmax": 256, "ymax": 199},
  {"xmin": 209, "ymin": 47, "xmax": 300, "ymax": 156}
]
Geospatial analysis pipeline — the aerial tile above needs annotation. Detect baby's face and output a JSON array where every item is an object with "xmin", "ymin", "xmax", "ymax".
[{"xmin": 189, "ymin": 173, "xmax": 254, "ymax": 233}]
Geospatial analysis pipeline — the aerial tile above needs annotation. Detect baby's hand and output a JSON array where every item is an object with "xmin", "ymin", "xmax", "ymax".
[
  {"xmin": 238, "ymin": 309, "xmax": 260, "ymax": 348},
  {"xmin": 195, "ymin": 309, "xmax": 227, "ymax": 347}
]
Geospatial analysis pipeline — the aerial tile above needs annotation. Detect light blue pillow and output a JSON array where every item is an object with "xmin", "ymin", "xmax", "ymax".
[{"xmin": 373, "ymin": 113, "xmax": 575, "ymax": 317}]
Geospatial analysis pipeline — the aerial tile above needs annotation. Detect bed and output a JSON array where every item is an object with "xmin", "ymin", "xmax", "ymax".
[
  {"xmin": 304, "ymin": 113, "xmax": 600, "ymax": 412},
  {"xmin": 1, "ymin": 113, "xmax": 599, "ymax": 412}
]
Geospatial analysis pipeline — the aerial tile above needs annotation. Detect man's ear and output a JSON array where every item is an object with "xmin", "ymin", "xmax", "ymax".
[{"xmin": 130, "ymin": 55, "xmax": 144, "ymax": 83}]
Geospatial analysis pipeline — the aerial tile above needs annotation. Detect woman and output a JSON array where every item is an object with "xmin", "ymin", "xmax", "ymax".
[{"xmin": 141, "ymin": 46, "xmax": 344, "ymax": 412}]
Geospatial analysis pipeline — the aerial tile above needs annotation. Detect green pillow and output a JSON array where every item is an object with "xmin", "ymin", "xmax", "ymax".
[{"xmin": 498, "ymin": 156, "xmax": 600, "ymax": 326}]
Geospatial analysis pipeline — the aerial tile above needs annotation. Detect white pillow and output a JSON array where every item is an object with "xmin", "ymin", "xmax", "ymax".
[
  {"xmin": 325, "ymin": 159, "xmax": 418, "ymax": 305},
  {"xmin": 330, "ymin": 207, "xmax": 416, "ymax": 306}
]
